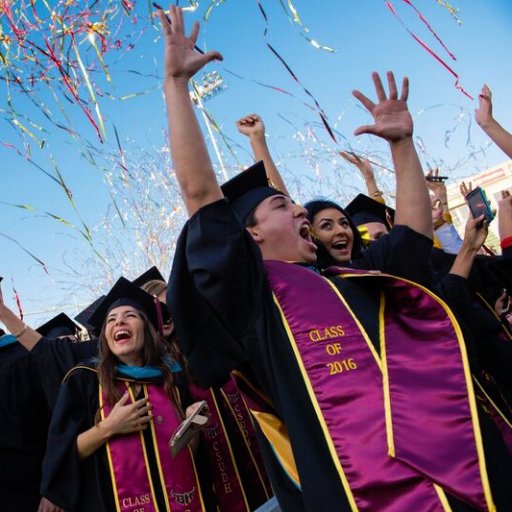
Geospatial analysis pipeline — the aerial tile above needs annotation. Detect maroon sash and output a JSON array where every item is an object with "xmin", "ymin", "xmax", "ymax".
[
  {"xmin": 100, "ymin": 380, "xmax": 206, "ymax": 512},
  {"xmin": 220, "ymin": 376, "xmax": 273, "ymax": 500},
  {"xmin": 263, "ymin": 260, "xmax": 495, "ymax": 511},
  {"xmin": 190, "ymin": 385, "xmax": 251, "ymax": 511}
]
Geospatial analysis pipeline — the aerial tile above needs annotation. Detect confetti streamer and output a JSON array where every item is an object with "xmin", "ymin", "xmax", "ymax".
[
  {"xmin": 256, "ymin": 0, "xmax": 338, "ymax": 144},
  {"xmin": 385, "ymin": 0, "xmax": 472, "ymax": 99}
]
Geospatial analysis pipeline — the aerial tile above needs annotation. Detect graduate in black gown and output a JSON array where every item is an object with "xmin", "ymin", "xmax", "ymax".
[
  {"xmin": 41, "ymin": 277, "xmax": 215, "ymax": 511},
  {"xmin": 0, "ymin": 280, "xmax": 60, "ymax": 512},
  {"xmin": 159, "ymin": 7, "xmax": 512, "ymax": 511}
]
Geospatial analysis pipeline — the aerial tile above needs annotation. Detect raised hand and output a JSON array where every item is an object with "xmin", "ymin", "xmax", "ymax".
[
  {"xmin": 426, "ymin": 168, "xmax": 448, "ymax": 202},
  {"xmin": 460, "ymin": 180, "xmax": 473, "ymax": 200},
  {"xmin": 475, "ymin": 84, "xmax": 493, "ymax": 128},
  {"xmin": 159, "ymin": 5, "xmax": 222, "ymax": 82},
  {"xmin": 353, "ymin": 71, "xmax": 412, "ymax": 143},
  {"xmin": 236, "ymin": 114, "xmax": 265, "ymax": 139},
  {"xmin": 339, "ymin": 151, "xmax": 374, "ymax": 180},
  {"xmin": 462, "ymin": 214, "xmax": 488, "ymax": 253}
]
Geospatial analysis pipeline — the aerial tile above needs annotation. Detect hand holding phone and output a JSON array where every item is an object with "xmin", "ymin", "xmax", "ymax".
[
  {"xmin": 169, "ymin": 400, "xmax": 208, "ymax": 458},
  {"xmin": 466, "ymin": 186, "xmax": 495, "ymax": 224}
]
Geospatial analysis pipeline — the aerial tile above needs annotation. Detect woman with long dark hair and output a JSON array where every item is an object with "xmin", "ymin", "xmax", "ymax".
[{"xmin": 41, "ymin": 277, "xmax": 212, "ymax": 512}]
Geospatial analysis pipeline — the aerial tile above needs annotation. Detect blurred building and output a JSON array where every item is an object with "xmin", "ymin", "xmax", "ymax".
[{"xmin": 446, "ymin": 159, "xmax": 512, "ymax": 254}]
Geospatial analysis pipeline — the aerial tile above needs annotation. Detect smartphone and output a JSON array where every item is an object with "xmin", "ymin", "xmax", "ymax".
[
  {"xmin": 426, "ymin": 175, "xmax": 448, "ymax": 183},
  {"xmin": 466, "ymin": 186, "xmax": 495, "ymax": 224},
  {"xmin": 169, "ymin": 400, "xmax": 208, "ymax": 457}
]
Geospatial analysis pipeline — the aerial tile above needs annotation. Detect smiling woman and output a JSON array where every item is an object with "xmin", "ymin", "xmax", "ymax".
[{"xmin": 40, "ymin": 277, "xmax": 214, "ymax": 512}]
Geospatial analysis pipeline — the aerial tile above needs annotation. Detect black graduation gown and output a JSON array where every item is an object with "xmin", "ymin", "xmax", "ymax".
[
  {"xmin": 169, "ymin": 199, "xmax": 502, "ymax": 511},
  {"xmin": 41, "ymin": 363, "xmax": 217, "ymax": 512},
  {"xmin": 31, "ymin": 337, "xmax": 98, "ymax": 409},
  {"xmin": 0, "ymin": 341, "xmax": 51, "ymax": 512}
]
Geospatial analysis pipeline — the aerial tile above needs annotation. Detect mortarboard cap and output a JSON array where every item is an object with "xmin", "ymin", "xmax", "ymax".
[
  {"xmin": 75, "ymin": 295, "xmax": 105, "ymax": 335},
  {"xmin": 36, "ymin": 313, "xmax": 80, "ymax": 338},
  {"xmin": 88, "ymin": 277, "xmax": 170, "ymax": 332},
  {"xmin": 220, "ymin": 161, "xmax": 282, "ymax": 222},
  {"xmin": 345, "ymin": 194, "xmax": 395, "ymax": 229},
  {"xmin": 132, "ymin": 266, "xmax": 165, "ymax": 288}
]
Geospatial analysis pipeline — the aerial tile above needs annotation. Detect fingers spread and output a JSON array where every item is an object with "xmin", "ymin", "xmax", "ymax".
[
  {"xmin": 387, "ymin": 71, "xmax": 398, "ymax": 100},
  {"xmin": 190, "ymin": 21, "xmax": 200, "ymax": 45},
  {"xmin": 352, "ymin": 90, "xmax": 375, "ymax": 113},
  {"xmin": 372, "ymin": 72, "xmax": 387, "ymax": 102},
  {"xmin": 400, "ymin": 76, "xmax": 409, "ymax": 102}
]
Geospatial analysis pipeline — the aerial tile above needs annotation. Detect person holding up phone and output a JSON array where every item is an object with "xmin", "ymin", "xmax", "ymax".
[{"xmin": 41, "ymin": 278, "xmax": 214, "ymax": 512}]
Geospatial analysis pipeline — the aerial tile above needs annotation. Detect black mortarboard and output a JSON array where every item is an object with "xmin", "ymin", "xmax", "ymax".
[
  {"xmin": 220, "ymin": 161, "xmax": 282, "ymax": 222},
  {"xmin": 36, "ymin": 313, "xmax": 80, "ymax": 338},
  {"xmin": 88, "ymin": 277, "xmax": 170, "ymax": 332},
  {"xmin": 75, "ymin": 295, "xmax": 105, "ymax": 335},
  {"xmin": 132, "ymin": 266, "xmax": 165, "ymax": 287},
  {"xmin": 345, "ymin": 194, "xmax": 395, "ymax": 229}
]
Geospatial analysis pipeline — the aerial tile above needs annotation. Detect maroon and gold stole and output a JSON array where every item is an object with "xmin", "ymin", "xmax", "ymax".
[
  {"xmin": 190, "ymin": 384, "xmax": 251, "ymax": 511},
  {"xmin": 261, "ymin": 260, "xmax": 495, "ymax": 512},
  {"xmin": 473, "ymin": 292, "xmax": 512, "ymax": 453},
  {"xmin": 100, "ymin": 380, "xmax": 206, "ymax": 512},
  {"xmin": 219, "ymin": 376, "xmax": 273, "ymax": 501}
]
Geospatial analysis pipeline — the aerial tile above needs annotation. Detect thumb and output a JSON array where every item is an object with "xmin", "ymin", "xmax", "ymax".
[
  {"xmin": 354, "ymin": 125, "xmax": 377, "ymax": 137},
  {"xmin": 202, "ymin": 50, "xmax": 223, "ymax": 64}
]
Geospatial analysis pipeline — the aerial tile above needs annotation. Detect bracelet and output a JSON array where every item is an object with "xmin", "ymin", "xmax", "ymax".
[
  {"xmin": 13, "ymin": 324, "xmax": 27, "ymax": 338},
  {"xmin": 371, "ymin": 190, "xmax": 384, "ymax": 197}
]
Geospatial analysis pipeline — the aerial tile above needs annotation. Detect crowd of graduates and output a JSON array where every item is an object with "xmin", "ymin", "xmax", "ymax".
[{"xmin": 1, "ymin": 6, "xmax": 512, "ymax": 511}]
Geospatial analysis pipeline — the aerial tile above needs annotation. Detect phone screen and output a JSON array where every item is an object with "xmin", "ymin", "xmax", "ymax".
[{"xmin": 466, "ymin": 187, "xmax": 494, "ymax": 223}]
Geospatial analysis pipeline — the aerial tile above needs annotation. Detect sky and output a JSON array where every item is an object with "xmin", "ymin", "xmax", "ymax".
[{"xmin": 1, "ymin": 0, "xmax": 512, "ymax": 327}]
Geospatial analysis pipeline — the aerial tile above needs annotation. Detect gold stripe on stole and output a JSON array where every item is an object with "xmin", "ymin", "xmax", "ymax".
[
  {"xmin": 434, "ymin": 484, "xmax": 453, "ymax": 512},
  {"xmin": 342, "ymin": 272, "xmax": 496, "ymax": 512},
  {"xmin": 476, "ymin": 292, "xmax": 512, "ymax": 341},
  {"xmin": 378, "ymin": 292, "xmax": 395, "ymax": 458},
  {"xmin": 127, "ymin": 383, "xmax": 160, "ymax": 510},
  {"xmin": 272, "ymin": 293, "xmax": 360, "ymax": 512},
  {"xmin": 99, "ymin": 383, "xmax": 122, "ymax": 512},
  {"xmin": 219, "ymin": 387, "xmax": 272, "ymax": 500},
  {"xmin": 209, "ymin": 390, "xmax": 252, "ymax": 511},
  {"xmin": 144, "ymin": 383, "xmax": 172, "ymax": 511},
  {"xmin": 473, "ymin": 377, "xmax": 512, "ymax": 429},
  {"xmin": 144, "ymin": 384, "xmax": 207, "ymax": 512}
]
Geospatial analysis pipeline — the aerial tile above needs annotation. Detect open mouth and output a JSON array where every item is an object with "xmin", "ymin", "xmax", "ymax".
[
  {"xmin": 332, "ymin": 240, "xmax": 348, "ymax": 251},
  {"xmin": 299, "ymin": 222, "xmax": 313, "ymax": 242},
  {"xmin": 114, "ymin": 330, "xmax": 132, "ymax": 343}
]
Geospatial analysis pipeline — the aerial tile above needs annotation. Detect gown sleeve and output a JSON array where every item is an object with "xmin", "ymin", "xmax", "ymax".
[
  {"xmin": 352, "ymin": 225, "xmax": 434, "ymax": 285},
  {"xmin": 40, "ymin": 367, "xmax": 98, "ymax": 509},
  {"xmin": 168, "ymin": 199, "xmax": 265, "ymax": 387},
  {"xmin": 31, "ymin": 337, "xmax": 98, "ymax": 409}
]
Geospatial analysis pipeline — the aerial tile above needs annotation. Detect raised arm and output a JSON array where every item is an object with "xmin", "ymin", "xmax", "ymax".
[
  {"xmin": 340, "ymin": 151, "xmax": 384, "ymax": 203},
  {"xmin": 0, "ymin": 282, "xmax": 41, "ymax": 350},
  {"xmin": 236, "ymin": 113, "xmax": 289, "ymax": 196},
  {"xmin": 353, "ymin": 72, "xmax": 432, "ymax": 239},
  {"xmin": 449, "ymin": 215, "xmax": 487, "ymax": 279},
  {"xmin": 475, "ymin": 84, "xmax": 512, "ymax": 159},
  {"xmin": 160, "ymin": 6, "xmax": 224, "ymax": 217}
]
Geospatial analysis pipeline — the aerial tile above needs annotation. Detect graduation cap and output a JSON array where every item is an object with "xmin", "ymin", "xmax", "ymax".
[
  {"xmin": 74, "ymin": 295, "xmax": 105, "ymax": 335},
  {"xmin": 132, "ymin": 266, "xmax": 165, "ymax": 288},
  {"xmin": 220, "ymin": 161, "xmax": 282, "ymax": 222},
  {"xmin": 36, "ymin": 313, "xmax": 80, "ymax": 339},
  {"xmin": 345, "ymin": 194, "xmax": 395, "ymax": 229},
  {"xmin": 88, "ymin": 277, "xmax": 170, "ymax": 333}
]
